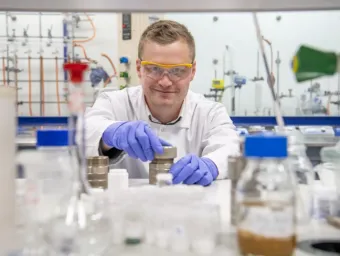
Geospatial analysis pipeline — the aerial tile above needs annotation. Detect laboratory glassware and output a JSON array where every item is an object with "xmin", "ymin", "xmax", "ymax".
[
  {"xmin": 285, "ymin": 129, "xmax": 315, "ymax": 225},
  {"xmin": 312, "ymin": 146, "xmax": 340, "ymax": 219},
  {"xmin": 44, "ymin": 62, "xmax": 112, "ymax": 256},
  {"xmin": 236, "ymin": 134, "xmax": 296, "ymax": 256},
  {"xmin": 17, "ymin": 129, "xmax": 75, "ymax": 256}
]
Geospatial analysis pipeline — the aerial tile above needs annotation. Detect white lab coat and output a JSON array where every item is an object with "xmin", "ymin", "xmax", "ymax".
[{"xmin": 85, "ymin": 85, "xmax": 240, "ymax": 179}]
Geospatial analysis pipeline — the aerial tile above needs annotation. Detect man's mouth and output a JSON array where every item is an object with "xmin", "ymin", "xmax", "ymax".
[{"xmin": 153, "ymin": 89, "xmax": 176, "ymax": 94}]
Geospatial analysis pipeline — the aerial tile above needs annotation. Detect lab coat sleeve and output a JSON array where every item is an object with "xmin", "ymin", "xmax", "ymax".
[
  {"xmin": 84, "ymin": 92, "xmax": 122, "ymax": 160},
  {"xmin": 201, "ymin": 104, "xmax": 240, "ymax": 179}
]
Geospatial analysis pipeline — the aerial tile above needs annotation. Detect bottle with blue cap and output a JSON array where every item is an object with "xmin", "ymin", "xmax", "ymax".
[
  {"xmin": 16, "ymin": 129, "xmax": 75, "ymax": 254},
  {"xmin": 17, "ymin": 129, "xmax": 75, "ymax": 222},
  {"xmin": 236, "ymin": 134, "xmax": 296, "ymax": 256}
]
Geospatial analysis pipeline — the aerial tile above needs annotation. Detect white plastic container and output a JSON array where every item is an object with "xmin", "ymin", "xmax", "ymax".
[{"xmin": 108, "ymin": 169, "xmax": 129, "ymax": 192}]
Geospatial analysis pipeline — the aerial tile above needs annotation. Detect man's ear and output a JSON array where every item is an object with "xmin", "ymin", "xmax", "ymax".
[
  {"xmin": 136, "ymin": 59, "xmax": 142, "ymax": 79},
  {"xmin": 190, "ymin": 60, "xmax": 197, "ymax": 81}
]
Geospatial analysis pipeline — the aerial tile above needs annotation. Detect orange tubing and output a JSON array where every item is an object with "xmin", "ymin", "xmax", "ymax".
[
  {"xmin": 55, "ymin": 56, "xmax": 61, "ymax": 116},
  {"xmin": 72, "ymin": 13, "xmax": 97, "ymax": 64},
  {"xmin": 73, "ymin": 43, "xmax": 89, "ymax": 60},
  {"xmin": 40, "ymin": 56, "xmax": 45, "ymax": 116},
  {"xmin": 101, "ymin": 53, "xmax": 117, "ymax": 87},
  {"xmin": 72, "ymin": 13, "xmax": 96, "ymax": 45},
  {"xmin": 2, "ymin": 56, "xmax": 6, "ymax": 86},
  {"xmin": 28, "ymin": 56, "xmax": 33, "ymax": 116},
  {"xmin": 73, "ymin": 43, "xmax": 95, "ymax": 64}
]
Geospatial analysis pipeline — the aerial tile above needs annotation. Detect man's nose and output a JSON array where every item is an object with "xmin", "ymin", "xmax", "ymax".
[{"xmin": 158, "ymin": 73, "xmax": 173, "ymax": 87}]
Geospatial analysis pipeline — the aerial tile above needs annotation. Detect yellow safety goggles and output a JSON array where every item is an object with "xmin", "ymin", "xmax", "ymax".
[{"xmin": 141, "ymin": 60, "xmax": 193, "ymax": 82}]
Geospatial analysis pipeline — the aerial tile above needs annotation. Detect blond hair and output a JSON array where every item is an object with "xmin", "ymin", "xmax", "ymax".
[{"xmin": 138, "ymin": 20, "xmax": 195, "ymax": 62}]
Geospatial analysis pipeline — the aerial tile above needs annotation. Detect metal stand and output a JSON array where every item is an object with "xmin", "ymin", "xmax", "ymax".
[
  {"xmin": 276, "ymin": 51, "xmax": 281, "ymax": 99},
  {"xmin": 251, "ymin": 51, "xmax": 264, "ymax": 115}
]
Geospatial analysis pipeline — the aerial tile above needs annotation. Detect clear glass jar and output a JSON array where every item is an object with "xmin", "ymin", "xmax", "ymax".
[
  {"xmin": 285, "ymin": 130, "xmax": 315, "ymax": 224},
  {"xmin": 286, "ymin": 130, "xmax": 314, "ymax": 185},
  {"xmin": 311, "ymin": 145, "xmax": 340, "ymax": 219},
  {"xmin": 236, "ymin": 134, "xmax": 296, "ymax": 256}
]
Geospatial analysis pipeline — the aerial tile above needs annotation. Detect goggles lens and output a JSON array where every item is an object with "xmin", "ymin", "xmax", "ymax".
[{"xmin": 141, "ymin": 61, "xmax": 192, "ymax": 82}]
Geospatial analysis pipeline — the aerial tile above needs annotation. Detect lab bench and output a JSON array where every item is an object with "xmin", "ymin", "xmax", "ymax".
[
  {"xmin": 101, "ymin": 179, "xmax": 340, "ymax": 256},
  {"xmin": 13, "ymin": 179, "xmax": 339, "ymax": 255}
]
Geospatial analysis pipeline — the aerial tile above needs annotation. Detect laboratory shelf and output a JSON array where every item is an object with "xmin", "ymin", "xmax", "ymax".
[
  {"xmin": 231, "ymin": 116, "xmax": 340, "ymax": 126},
  {"xmin": 18, "ymin": 116, "xmax": 340, "ymax": 127},
  {"xmin": 18, "ymin": 116, "xmax": 69, "ymax": 126}
]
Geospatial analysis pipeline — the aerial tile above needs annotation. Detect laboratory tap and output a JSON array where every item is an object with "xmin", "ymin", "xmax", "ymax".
[
  {"xmin": 8, "ymin": 29, "xmax": 16, "ymax": 42},
  {"xmin": 279, "ymin": 89, "xmax": 294, "ymax": 99},
  {"xmin": 22, "ymin": 25, "xmax": 29, "ymax": 47},
  {"xmin": 46, "ymin": 25, "xmax": 53, "ymax": 47}
]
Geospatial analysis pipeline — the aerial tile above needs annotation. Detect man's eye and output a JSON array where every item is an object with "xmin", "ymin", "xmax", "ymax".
[
  {"xmin": 151, "ymin": 66, "xmax": 162, "ymax": 72},
  {"xmin": 172, "ymin": 68, "xmax": 185, "ymax": 74}
]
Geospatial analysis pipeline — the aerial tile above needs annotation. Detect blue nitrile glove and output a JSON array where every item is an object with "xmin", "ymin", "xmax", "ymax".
[
  {"xmin": 90, "ymin": 67, "xmax": 110, "ymax": 87},
  {"xmin": 169, "ymin": 154, "xmax": 218, "ymax": 186},
  {"xmin": 102, "ymin": 70, "xmax": 111, "ymax": 84},
  {"xmin": 102, "ymin": 121, "xmax": 171, "ymax": 162}
]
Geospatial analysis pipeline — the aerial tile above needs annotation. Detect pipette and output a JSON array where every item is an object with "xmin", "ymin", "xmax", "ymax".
[{"xmin": 252, "ymin": 13, "xmax": 285, "ymax": 131}]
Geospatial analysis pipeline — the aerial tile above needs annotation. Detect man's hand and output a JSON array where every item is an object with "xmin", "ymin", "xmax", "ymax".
[
  {"xmin": 169, "ymin": 154, "xmax": 218, "ymax": 186},
  {"xmin": 102, "ymin": 121, "xmax": 171, "ymax": 162}
]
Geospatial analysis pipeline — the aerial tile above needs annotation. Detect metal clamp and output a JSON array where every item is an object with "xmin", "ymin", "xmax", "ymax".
[
  {"xmin": 46, "ymin": 25, "xmax": 53, "ymax": 47},
  {"xmin": 7, "ymin": 29, "xmax": 16, "ymax": 42},
  {"xmin": 22, "ymin": 25, "xmax": 29, "ymax": 46}
]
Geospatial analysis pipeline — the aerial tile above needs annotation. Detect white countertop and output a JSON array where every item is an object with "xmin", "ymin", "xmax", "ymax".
[
  {"xmin": 105, "ymin": 179, "xmax": 340, "ymax": 256},
  {"xmin": 15, "ymin": 178, "xmax": 339, "ymax": 255}
]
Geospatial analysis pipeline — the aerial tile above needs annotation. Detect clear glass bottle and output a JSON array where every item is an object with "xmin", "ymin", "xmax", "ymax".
[
  {"xmin": 312, "ymin": 145, "xmax": 340, "ymax": 219},
  {"xmin": 236, "ymin": 134, "xmax": 296, "ymax": 256},
  {"xmin": 17, "ymin": 129, "xmax": 75, "ymax": 256},
  {"xmin": 285, "ymin": 130, "xmax": 315, "ymax": 224}
]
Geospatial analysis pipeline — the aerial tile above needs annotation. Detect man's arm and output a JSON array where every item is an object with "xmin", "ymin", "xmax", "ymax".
[
  {"xmin": 200, "ymin": 103, "xmax": 240, "ymax": 179},
  {"xmin": 84, "ymin": 92, "xmax": 123, "ymax": 159}
]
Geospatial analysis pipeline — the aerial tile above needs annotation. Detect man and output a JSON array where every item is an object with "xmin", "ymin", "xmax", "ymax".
[{"xmin": 85, "ymin": 20, "xmax": 239, "ymax": 186}]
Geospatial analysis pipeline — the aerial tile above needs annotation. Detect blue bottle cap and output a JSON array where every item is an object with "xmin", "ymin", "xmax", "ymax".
[
  {"xmin": 36, "ymin": 129, "xmax": 73, "ymax": 147},
  {"xmin": 244, "ymin": 134, "xmax": 288, "ymax": 158}
]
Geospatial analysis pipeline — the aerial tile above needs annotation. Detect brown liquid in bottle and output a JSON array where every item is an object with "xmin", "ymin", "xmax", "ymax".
[
  {"xmin": 237, "ymin": 201, "xmax": 296, "ymax": 256},
  {"xmin": 238, "ymin": 229, "xmax": 296, "ymax": 256}
]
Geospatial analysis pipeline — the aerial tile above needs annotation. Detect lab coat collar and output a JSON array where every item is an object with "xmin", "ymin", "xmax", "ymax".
[{"xmin": 129, "ymin": 86, "xmax": 191, "ymax": 129}]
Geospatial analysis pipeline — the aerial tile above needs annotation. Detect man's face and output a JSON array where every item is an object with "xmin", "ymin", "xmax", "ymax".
[{"xmin": 136, "ymin": 40, "xmax": 196, "ymax": 108}]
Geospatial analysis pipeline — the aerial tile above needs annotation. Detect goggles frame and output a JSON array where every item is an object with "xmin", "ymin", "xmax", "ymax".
[
  {"xmin": 140, "ymin": 60, "xmax": 193, "ymax": 81},
  {"xmin": 140, "ymin": 60, "xmax": 193, "ymax": 68}
]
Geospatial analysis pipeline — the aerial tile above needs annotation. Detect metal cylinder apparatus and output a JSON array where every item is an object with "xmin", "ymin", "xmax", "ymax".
[
  {"xmin": 149, "ymin": 146, "xmax": 177, "ymax": 185},
  {"xmin": 87, "ymin": 156, "xmax": 109, "ymax": 189}
]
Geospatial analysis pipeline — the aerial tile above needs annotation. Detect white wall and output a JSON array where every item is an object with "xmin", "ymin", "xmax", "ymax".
[
  {"xmin": 165, "ymin": 11, "xmax": 340, "ymax": 116},
  {"xmin": 0, "ymin": 12, "xmax": 118, "ymax": 116},
  {"xmin": 1, "ymin": 11, "xmax": 340, "ymax": 117}
]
